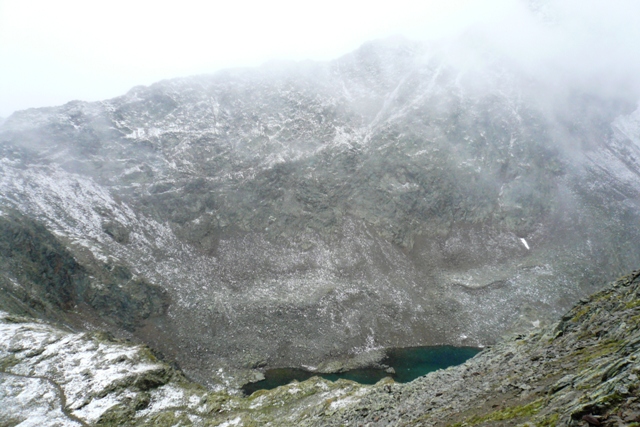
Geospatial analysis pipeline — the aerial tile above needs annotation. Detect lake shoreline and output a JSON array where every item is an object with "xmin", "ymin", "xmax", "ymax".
[{"xmin": 242, "ymin": 345, "xmax": 481, "ymax": 395}]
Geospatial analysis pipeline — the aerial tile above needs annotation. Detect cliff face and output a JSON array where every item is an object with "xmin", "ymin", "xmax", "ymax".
[
  {"xmin": 0, "ymin": 209, "xmax": 168, "ymax": 332},
  {"xmin": 1, "ymin": 35, "xmax": 640, "ymax": 385},
  {"xmin": 2, "ymin": 271, "xmax": 639, "ymax": 426}
]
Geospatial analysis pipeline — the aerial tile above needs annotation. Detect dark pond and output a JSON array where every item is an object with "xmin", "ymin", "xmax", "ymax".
[{"xmin": 242, "ymin": 345, "xmax": 481, "ymax": 395}]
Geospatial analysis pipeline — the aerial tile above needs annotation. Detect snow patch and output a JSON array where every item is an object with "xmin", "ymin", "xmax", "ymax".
[
  {"xmin": 329, "ymin": 396, "xmax": 357, "ymax": 410},
  {"xmin": 74, "ymin": 394, "xmax": 121, "ymax": 423},
  {"xmin": 217, "ymin": 416, "xmax": 242, "ymax": 427}
]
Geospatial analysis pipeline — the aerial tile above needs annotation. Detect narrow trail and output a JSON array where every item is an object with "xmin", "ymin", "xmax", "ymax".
[{"xmin": 0, "ymin": 371, "xmax": 90, "ymax": 427}]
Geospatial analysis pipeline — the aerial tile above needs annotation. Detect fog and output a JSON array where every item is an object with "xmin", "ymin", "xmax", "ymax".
[
  {"xmin": 0, "ymin": 0, "xmax": 511, "ymax": 118},
  {"xmin": 476, "ymin": 0, "xmax": 640, "ymax": 102},
  {"xmin": 1, "ymin": 0, "xmax": 639, "ymax": 118}
]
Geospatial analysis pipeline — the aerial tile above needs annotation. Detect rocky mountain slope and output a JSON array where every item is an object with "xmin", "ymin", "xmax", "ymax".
[
  {"xmin": 1, "ymin": 29, "xmax": 640, "ymax": 387},
  {"xmin": 2, "ymin": 270, "xmax": 640, "ymax": 426}
]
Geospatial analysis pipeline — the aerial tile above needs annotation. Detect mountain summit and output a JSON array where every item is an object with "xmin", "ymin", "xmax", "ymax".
[{"xmin": 1, "ymin": 36, "xmax": 640, "ymax": 387}]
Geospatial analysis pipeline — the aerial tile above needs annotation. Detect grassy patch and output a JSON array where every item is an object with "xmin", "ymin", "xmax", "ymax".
[
  {"xmin": 578, "ymin": 340, "xmax": 624, "ymax": 365},
  {"xmin": 137, "ymin": 410, "xmax": 193, "ymax": 427},
  {"xmin": 571, "ymin": 306, "xmax": 591, "ymax": 322},
  {"xmin": 624, "ymin": 299, "xmax": 640, "ymax": 310},
  {"xmin": 447, "ymin": 399, "xmax": 543, "ymax": 426},
  {"xmin": 536, "ymin": 413, "xmax": 559, "ymax": 426}
]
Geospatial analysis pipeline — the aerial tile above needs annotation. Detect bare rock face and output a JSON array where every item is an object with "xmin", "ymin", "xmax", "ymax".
[
  {"xmin": 0, "ymin": 210, "xmax": 168, "ymax": 332},
  {"xmin": 1, "ymin": 34, "xmax": 640, "ymax": 387}
]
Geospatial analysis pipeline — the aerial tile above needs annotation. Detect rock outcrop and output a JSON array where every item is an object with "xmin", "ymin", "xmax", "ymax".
[
  {"xmin": 0, "ymin": 209, "xmax": 168, "ymax": 332},
  {"xmin": 2, "ymin": 271, "xmax": 640, "ymax": 426}
]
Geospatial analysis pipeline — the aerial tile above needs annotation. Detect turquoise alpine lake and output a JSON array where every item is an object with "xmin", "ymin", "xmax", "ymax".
[{"xmin": 242, "ymin": 346, "xmax": 481, "ymax": 395}]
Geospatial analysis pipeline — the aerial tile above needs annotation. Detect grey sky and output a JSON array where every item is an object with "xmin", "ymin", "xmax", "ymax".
[{"xmin": 0, "ymin": 0, "xmax": 515, "ymax": 117}]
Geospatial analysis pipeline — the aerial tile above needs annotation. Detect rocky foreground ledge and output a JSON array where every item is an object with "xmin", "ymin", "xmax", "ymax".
[{"xmin": 2, "ymin": 271, "xmax": 640, "ymax": 426}]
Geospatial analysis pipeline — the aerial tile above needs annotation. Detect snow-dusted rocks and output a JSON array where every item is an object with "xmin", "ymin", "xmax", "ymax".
[
  {"xmin": 1, "ymin": 36, "xmax": 640, "ymax": 389},
  {"xmin": 0, "ymin": 312, "xmax": 170, "ymax": 425},
  {"xmin": 0, "ymin": 374, "xmax": 83, "ymax": 427},
  {"xmin": 0, "ymin": 311, "xmax": 377, "ymax": 426},
  {"xmin": 3, "ymin": 271, "xmax": 640, "ymax": 426}
]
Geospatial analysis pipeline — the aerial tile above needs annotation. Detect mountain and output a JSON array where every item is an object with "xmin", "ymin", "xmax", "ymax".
[
  {"xmin": 1, "ymin": 34, "xmax": 640, "ymax": 388},
  {"xmin": 2, "ymin": 270, "xmax": 639, "ymax": 425}
]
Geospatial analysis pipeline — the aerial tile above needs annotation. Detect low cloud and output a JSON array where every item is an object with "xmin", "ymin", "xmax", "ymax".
[{"xmin": 467, "ymin": 0, "xmax": 640, "ymax": 101}]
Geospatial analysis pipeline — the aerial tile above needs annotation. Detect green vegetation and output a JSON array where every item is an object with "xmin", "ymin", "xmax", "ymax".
[
  {"xmin": 535, "ymin": 413, "xmax": 559, "ymax": 427},
  {"xmin": 624, "ymin": 299, "xmax": 640, "ymax": 310},
  {"xmin": 136, "ymin": 411, "xmax": 193, "ymax": 427},
  {"xmin": 95, "ymin": 403, "xmax": 136, "ymax": 426},
  {"xmin": 571, "ymin": 306, "xmax": 591, "ymax": 322},
  {"xmin": 576, "ymin": 340, "xmax": 624, "ymax": 365},
  {"xmin": 447, "ymin": 399, "xmax": 543, "ymax": 426}
]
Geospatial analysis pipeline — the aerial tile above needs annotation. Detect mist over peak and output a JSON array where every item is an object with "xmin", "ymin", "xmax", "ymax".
[
  {"xmin": 3, "ymin": 0, "xmax": 638, "ymax": 117},
  {"xmin": 475, "ymin": 0, "xmax": 640, "ymax": 101}
]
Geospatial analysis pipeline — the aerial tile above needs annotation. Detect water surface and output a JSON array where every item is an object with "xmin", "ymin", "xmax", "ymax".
[{"xmin": 242, "ymin": 345, "xmax": 480, "ymax": 395}]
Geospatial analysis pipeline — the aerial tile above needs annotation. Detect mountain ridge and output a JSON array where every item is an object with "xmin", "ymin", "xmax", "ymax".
[{"xmin": 1, "ymin": 36, "xmax": 640, "ymax": 388}]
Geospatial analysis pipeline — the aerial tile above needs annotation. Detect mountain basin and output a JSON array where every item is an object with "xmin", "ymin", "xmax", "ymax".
[{"xmin": 242, "ymin": 345, "xmax": 481, "ymax": 395}]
